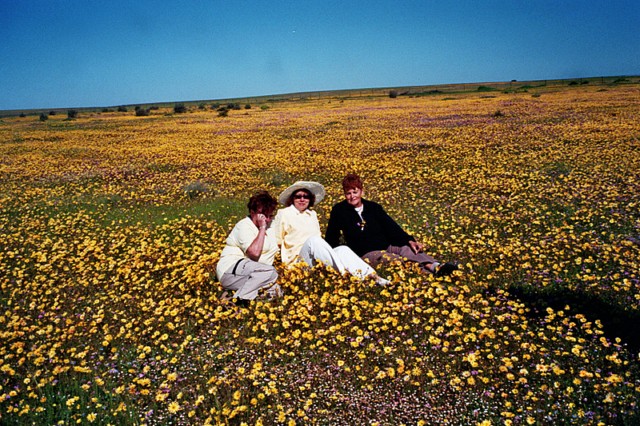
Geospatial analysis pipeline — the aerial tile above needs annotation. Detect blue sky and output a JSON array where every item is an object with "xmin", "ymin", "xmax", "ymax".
[{"xmin": 1, "ymin": 0, "xmax": 638, "ymax": 110}]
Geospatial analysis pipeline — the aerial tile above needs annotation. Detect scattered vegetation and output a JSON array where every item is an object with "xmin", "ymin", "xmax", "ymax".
[
  {"xmin": 135, "ymin": 106, "xmax": 150, "ymax": 117},
  {"xmin": 174, "ymin": 103, "xmax": 188, "ymax": 114}
]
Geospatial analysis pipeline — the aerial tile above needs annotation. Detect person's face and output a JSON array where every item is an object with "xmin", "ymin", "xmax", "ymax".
[
  {"xmin": 292, "ymin": 190, "xmax": 311, "ymax": 212},
  {"xmin": 344, "ymin": 187, "xmax": 363, "ymax": 208},
  {"xmin": 250, "ymin": 209, "xmax": 275, "ymax": 228}
]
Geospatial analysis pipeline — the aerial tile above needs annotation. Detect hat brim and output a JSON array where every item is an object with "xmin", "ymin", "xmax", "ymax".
[{"xmin": 278, "ymin": 181, "xmax": 325, "ymax": 205}]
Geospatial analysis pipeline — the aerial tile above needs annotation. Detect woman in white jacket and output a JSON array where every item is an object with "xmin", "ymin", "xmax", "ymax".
[{"xmin": 273, "ymin": 181, "xmax": 389, "ymax": 285}]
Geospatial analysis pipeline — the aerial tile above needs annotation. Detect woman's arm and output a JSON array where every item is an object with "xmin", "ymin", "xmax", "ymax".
[{"xmin": 245, "ymin": 214, "xmax": 269, "ymax": 261}]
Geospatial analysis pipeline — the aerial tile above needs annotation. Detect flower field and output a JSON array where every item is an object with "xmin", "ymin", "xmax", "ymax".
[{"xmin": 1, "ymin": 82, "xmax": 639, "ymax": 425}]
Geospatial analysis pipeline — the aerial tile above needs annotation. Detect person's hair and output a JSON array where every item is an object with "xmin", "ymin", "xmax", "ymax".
[
  {"xmin": 286, "ymin": 188, "xmax": 315, "ymax": 208},
  {"xmin": 247, "ymin": 191, "xmax": 278, "ymax": 216},
  {"xmin": 342, "ymin": 173, "xmax": 363, "ymax": 192}
]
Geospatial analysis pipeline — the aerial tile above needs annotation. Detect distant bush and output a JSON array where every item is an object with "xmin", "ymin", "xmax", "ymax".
[
  {"xmin": 39, "ymin": 113, "xmax": 48, "ymax": 121},
  {"xmin": 183, "ymin": 181, "xmax": 209, "ymax": 199},
  {"xmin": 174, "ymin": 104, "xmax": 187, "ymax": 114},
  {"xmin": 102, "ymin": 108, "xmax": 114, "ymax": 113},
  {"xmin": 218, "ymin": 109, "xmax": 229, "ymax": 117},
  {"xmin": 477, "ymin": 86, "xmax": 497, "ymax": 92},
  {"xmin": 135, "ymin": 108, "xmax": 150, "ymax": 117},
  {"xmin": 245, "ymin": 104, "xmax": 252, "ymax": 109},
  {"xmin": 211, "ymin": 103, "xmax": 220, "ymax": 110},
  {"xmin": 199, "ymin": 103, "xmax": 207, "ymax": 110},
  {"xmin": 19, "ymin": 113, "xmax": 26, "ymax": 118},
  {"xmin": 67, "ymin": 110, "xmax": 78, "ymax": 119},
  {"xmin": 389, "ymin": 90, "xmax": 398, "ymax": 98},
  {"xmin": 492, "ymin": 110, "xmax": 504, "ymax": 118},
  {"xmin": 260, "ymin": 105, "xmax": 270, "ymax": 111},
  {"xmin": 49, "ymin": 110, "xmax": 57, "ymax": 116},
  {"xmin": 118, "ymin": 106, "xmax": 128, "ymax": 112}
]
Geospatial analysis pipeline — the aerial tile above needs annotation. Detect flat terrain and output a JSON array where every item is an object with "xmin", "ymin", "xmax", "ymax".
[{"xmin": 1, "ymin": 82, "xmax": 639, "ymax": 424}]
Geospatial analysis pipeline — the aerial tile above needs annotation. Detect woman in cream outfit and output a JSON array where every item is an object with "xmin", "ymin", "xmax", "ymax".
[{"xmin": 273, "ymin": 181, "xmax": 389, "ymax": 285}]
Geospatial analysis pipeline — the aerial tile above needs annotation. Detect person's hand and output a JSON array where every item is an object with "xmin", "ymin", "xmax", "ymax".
[
  {"xmin": 256, "ymin": 214, "xmax": 268, "ymax": 229},
  {"xmin": 409, "ymin": 240, "xmax": 424, "ymax": 254}
]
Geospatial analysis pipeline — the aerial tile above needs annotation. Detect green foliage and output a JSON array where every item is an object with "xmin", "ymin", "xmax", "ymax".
[{"xmin": 174, "ymin": 104, "xmax": 188, "ymax": 114}]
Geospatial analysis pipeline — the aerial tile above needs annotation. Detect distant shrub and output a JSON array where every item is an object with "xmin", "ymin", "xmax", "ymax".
[
  {"xmin": 118, "ymin": 106, "xmax": 128, "ymax": 112},
  {"xmin": 174, "ymin": 104, "xmax": 187, "ymax": 114},
  {"xmin": 49, "ymin": 110, "xmax": 57, "ymax": 116},
  {"xmin": 102, "ymin": 108, "xmax": 114, "ymax": 113},
  {"xmin": 477, "ymin": 86, "xmax": 497, "ymax": 92},
  {"xmin": 218, "ymin": 109, "xmax": 229, "ymax": 117},
  {"xmin": 492, "ymin": 110, "xmax": 504, "ymax": 118},
  {"xmin": 389, "ymin": 90, "xmax": 398, "ymax": 98},
  {"xmin": 39, "ymin": 113, "xmax": 48, "ymax": 121},
  {"xmin": 260, "ymin": 105, "xmax": 270, "ymax": 111},
  {"xmin": 19, "ymin": 113, "xmax": 26, "ymax": 118},
  {"xmin": 245, "ymin": 104, "xmax": 252, "ymax": 109},
  {"xmin": 183, "ymin": 181, "xmax": 209, "ymax": 199},
  {"xmin": 211, "ymin": 103, "xmax": 220, "ymax": 110},
  {"xmin": 149, "ymin": 106, "xmax": 159, "ymax": 110},
  {"xmin": 135, "ymin": 108, "xmax": 150, "ymax": 117},
  {"xmin": 569, "ymin": 81, "xmax": 579, "ymax": 86},
  {"xmin": 199, "ymin": 103, "xmax": 207, "ymax": 110},
  {"xmin": 67, "ymin": 110, "xmax": 78, "ymax": 119}
]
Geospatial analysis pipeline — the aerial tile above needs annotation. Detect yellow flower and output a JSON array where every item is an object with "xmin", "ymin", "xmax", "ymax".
[{"xmin": 168, "ymin": 401, "xmax": 181, "ymax": 413}]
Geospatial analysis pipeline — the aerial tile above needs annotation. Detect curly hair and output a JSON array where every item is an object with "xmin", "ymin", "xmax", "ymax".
[{"xmin": 247, "ymin": 191, "xmax": 278, "ymax": 216}]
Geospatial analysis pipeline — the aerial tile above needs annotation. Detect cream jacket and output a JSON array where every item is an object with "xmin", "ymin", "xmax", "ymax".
[{"xmin": 273, "ymin": 205, "xmax": 322, "ymax": 264}]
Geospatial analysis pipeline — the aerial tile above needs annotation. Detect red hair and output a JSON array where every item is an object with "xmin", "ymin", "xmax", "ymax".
[{"xmin": 342, "ymin": 173, "xmax": 363, "ymax": 192}]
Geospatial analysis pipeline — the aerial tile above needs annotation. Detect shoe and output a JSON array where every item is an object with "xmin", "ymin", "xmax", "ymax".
[
  {"xmin": 375, "ymin": 275, "xmax": 390, "ymax": 286},
  {"xmin": 434, "ymin": 262, "xmax": 458, "ymax": 277},
  {"xmin": 235, "ymin": 298, "xmax": 250, "ymax": 308}
]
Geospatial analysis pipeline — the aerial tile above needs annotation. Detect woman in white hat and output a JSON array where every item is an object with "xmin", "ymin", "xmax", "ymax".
[{"xmin": 273, "ymin": 181, "xmax": 389, "ymax": 285}]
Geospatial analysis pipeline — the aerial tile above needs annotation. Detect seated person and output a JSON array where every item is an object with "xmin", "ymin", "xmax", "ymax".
[
  {"xmin": 273, "ymin": 180, "xmax": 389, "ymax": 285},
  {"xmin": 216, "ymin": 191, "xmax": 283, "ymax": 305},
  {"xmin": 325, "ymin": 173, "xmax": 458, "ymax": 277}
]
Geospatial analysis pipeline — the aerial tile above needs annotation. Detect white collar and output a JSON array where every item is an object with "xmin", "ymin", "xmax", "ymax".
[{"xmin": 288, "ymin": 204, "xmax": 312, "ymax": 215}]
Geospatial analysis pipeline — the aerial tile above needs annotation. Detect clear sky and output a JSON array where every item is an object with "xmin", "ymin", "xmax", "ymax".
[{"xmin": 1, "ymin": 0, "xmax": 638, "ymax": 110}]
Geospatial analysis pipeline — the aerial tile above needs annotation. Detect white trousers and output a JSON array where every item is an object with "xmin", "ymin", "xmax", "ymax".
[
  {"xmin": 298, "ymin": 236, "xmax": 375, "ymax": 279},
  {"xmin": 220, "ymin": 259, "xmax": 281, "ymax": 300}
]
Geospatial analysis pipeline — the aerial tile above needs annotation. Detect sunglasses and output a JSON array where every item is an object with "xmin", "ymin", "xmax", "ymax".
[{"xmin": 294, "ymin": 194, "xmax": 311, "ymax": 200}]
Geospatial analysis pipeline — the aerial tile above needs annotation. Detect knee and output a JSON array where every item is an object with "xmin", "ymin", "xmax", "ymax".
[
  {"xmin": 303, "ymin": 235, "xmax": 328, "ymax": 250},
  {"xmin": 304, "ymin": 235, "xmax": 324, "ymax": 245}
]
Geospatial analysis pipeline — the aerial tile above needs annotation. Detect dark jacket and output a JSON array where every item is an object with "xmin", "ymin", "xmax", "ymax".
[{"xmin": 325, "ymin": 199, "xmax": 414, "ymax": 257}]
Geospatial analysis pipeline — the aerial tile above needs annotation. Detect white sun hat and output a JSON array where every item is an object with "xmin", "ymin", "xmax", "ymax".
[{"xmin": 278, "ymin": 181, "xmax": 326, "ymax": 205}]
